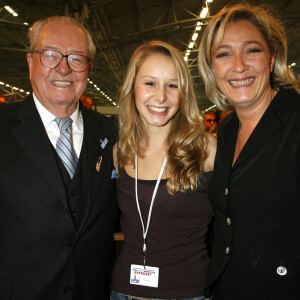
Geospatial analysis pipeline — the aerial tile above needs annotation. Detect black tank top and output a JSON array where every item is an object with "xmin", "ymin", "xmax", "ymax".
[{"xmin": 111, "ymin": 171, "xmax": 214, "ymax": 298}]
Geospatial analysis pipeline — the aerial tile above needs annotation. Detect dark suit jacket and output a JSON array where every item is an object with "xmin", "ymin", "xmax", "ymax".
[
  {"xmin": 207, "ymin": 89, "xmax": 300, "ymax": 300},
  {"xmin": 0, "ymin": 95, "xmax": 117, "ymax": 300}
]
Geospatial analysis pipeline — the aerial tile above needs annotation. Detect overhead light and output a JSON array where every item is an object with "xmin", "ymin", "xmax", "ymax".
[
  {"xmin": 184, "ymin": 57, "xmax": 188, "ymax": 61},
  {"xmin": 23, "ymin": 22, "xmax": 29, "ymax": 26},
  {"xmin": 288, "ymin": 62, "xmax": 296, "ymax": 68},
  {"xmin": 207, "ymin": 0, "xmax": 213, "ymax": 3},
  {"xmin": 4, "ymin": 6, "xmax": 18, "ymax": 17},
  {"xmin": 188, "ymin": 42, "xmax": 194, "ymax": 48},
  {"xmin": 88, "ymin": 78, "xmax": 114, "ymax": 105},
  {"xmin": 192, "ymin": 33, "xmax": 198, "ymax": 41},
  {"xmin": 204, "ymin": 104, "xmax": 217, "ymax": 112},
  {"xmin": 186, "ymin": 52, "xmax": 190, "ymax": 56},
  {"xmin": 4, "ymin": 6, "xmax": 14, "ymax": 14},
  {"xmin": 0, "ymin": 81, "xmax": 29, "ymax": 93},
  {"xmin": 200, "ymin": 7, "xmax": 209, "ymax": 18}
]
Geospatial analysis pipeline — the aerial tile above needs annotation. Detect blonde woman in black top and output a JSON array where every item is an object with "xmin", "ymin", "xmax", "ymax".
[
  {"xmin": 198, "ymin": 4, "xmax": 300, "ymax": 299},
  {"xmin": 111, "ymin": 41, "xmax": 216, "ymax": 300}
]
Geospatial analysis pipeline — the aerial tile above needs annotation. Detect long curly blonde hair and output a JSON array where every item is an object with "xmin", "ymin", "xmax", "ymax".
[{"xmin": 117, "ymin": 40, "xmax": 208, "ymax": 195}]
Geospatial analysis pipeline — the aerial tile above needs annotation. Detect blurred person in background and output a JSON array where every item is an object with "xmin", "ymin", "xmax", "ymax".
[
  {"xmin": 215, "ymin": 109, "xmax": 234, "ymax": 128},
  {"xmin": 203, "ymin": 110, "xmax": 217, "ymax": 135}
]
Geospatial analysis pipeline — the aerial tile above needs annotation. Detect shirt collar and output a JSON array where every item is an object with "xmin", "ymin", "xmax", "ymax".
[{"xmin": 33, "ymin": 92, "xmax": 82, "ymax": 132}]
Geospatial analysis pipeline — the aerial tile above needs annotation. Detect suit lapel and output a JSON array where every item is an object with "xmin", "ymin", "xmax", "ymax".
[
  {"xmin": 218, "ymin": 113, "xmax": 239, "ymax": 185},
  {"xmin": 233, "ymin": 95, "xmax": 284, "ymax": 170},
  {"xmin": 76, "ymin": 107, "xmax": 111, "ymax": 236},
  {"xmin": 11, "ymin": 95, "xmax": 69, "ymax": 208}
]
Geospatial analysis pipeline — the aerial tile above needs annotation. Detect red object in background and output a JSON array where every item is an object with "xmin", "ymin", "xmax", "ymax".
[
  {"xmin": 80, "ymin": 93, "xmax": 93, "ymax": 109},
  {"xmin": 0, "ymin": 94, "xmax": 5, "ymax": 103}
]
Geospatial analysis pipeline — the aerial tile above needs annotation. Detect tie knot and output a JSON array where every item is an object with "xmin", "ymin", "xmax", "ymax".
[{"xmin": 55, "ymin": 117, "xmax": 73, "ymax": 132}]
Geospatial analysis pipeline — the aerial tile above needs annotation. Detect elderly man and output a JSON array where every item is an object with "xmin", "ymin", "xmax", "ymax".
[{"xmin": 0, "ymin": 16, "xmax": 117, "ymax": 299}]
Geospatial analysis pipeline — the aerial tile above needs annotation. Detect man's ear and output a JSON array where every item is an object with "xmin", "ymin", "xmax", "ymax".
[{"xmin": 27, "ymin": 53, "xmax": 33, "ymax": 79}]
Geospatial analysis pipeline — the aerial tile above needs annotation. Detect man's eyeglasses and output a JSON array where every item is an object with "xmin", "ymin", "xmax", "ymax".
[{"xmin": 30, "ymin": 49, "xmax": 91, "ymax": 72}]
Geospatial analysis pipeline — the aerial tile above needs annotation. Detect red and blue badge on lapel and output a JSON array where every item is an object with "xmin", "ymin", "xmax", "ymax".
[{"xmin": 96, "ymin": 137, "xmax": 108, "ymax": 172}]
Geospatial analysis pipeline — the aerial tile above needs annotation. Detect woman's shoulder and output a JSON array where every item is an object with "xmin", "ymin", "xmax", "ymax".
[
  {"xmin": 113, "ymin": 143, "xmax": 118, "ymax": 168},
  {"xmin": 203, "ymin": 133, "xmax": 217, "ymax": 172}
]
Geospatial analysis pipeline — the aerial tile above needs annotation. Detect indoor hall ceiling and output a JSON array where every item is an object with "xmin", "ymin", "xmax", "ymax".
[{"xmin": 0, "ymin": 0, "xmax": 299, "ymax": 111}]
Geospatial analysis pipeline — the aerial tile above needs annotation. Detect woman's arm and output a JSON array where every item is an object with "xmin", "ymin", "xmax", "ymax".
[{"xmin": 203, "ymin": 134, "xmax": 217, "ymax": 172}]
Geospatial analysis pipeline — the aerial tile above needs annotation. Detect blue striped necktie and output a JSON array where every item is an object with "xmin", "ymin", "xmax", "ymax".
[{"xmin": 55, "ymin": 117, "xmax": 79, "ymax": 179}]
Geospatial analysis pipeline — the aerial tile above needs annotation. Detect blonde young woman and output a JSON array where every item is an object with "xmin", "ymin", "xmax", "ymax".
[
  {"xmin": 198, "ymin": 4, "xmax": 300, "ymax": 299},
  {"xmin": 110, "ymin": 41, "xmax": 216, "ymax": 300}
]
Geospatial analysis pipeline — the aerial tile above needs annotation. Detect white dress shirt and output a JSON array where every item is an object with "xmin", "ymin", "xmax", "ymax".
[{"xmin": 33, "ymin": 93, "xmax": 84, "ymax": 157}]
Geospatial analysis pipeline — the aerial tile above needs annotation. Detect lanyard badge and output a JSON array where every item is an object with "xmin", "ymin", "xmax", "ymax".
[{"xmin": 129, "ymin": 155, "xmax": 167, "ymax": 288}]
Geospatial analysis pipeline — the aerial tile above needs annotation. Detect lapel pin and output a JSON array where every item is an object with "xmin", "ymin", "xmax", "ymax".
[
  {"xmin": 111, "ymin": 168, "xmax": 119, "ymax": 179},
  {"xmin": 100, "ymin": 138, "xmax": 108, "ymax": 149},
  {"xmin": 96, "ymin": 156, "xmax": 102, "ymax": 172}
]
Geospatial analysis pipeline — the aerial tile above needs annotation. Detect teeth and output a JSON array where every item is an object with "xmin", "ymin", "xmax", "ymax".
[
  {"xmin": 230, "ymin": 78, "xmax": 254, "ymax": 86},
  {"xmin": 51, "ymin": 81, "xmax": 72, "ymax": 87},
  {"xmin": 147, "ymin": 105, "xmax": 167, "ymax": 112}
]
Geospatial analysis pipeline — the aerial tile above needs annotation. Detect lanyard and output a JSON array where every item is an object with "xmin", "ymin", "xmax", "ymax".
[{"xmin": 135, "ymin": 154, "xmax": 167, "ymax": 267}]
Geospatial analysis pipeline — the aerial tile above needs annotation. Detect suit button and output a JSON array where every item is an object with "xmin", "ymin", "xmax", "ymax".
[
  {"xmin": 225, "ymin": 247, "xmax": 230, "ymax": 255},
  {"xmin": 71, "ymin": 191, "xmax": 77, "ymax": 196},
  {"xmin": 226, "ymin": 217, "xmax": 231, "ymax": 226},
  {"xmin": 64, "ymin": 286, "xmax": 72, "ymax": 295},
  {"xmin": 225, "ymin": 188, "xmax": 229, "ymax": 196},
  {"xmin": 72, "ymin": 210, "xmax": 77, "ymax": 217},
  {"xmin": 277, "ymin": 266, "xmax": 287, "ymax": 276}
]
